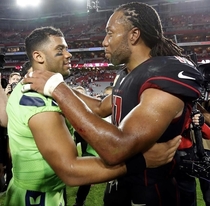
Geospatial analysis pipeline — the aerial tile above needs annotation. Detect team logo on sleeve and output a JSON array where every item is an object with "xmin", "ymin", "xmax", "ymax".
[{"xmin": 178, "ymin": 71, "xmax": 195, "ymax": 80}]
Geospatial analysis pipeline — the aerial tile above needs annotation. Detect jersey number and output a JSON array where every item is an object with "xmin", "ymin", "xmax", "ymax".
[{"xmin": 112, "ymin": 95, "xmax": 122, "ymax": 126}]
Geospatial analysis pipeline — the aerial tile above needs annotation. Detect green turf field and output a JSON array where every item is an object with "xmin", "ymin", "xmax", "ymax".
[
  {"xmin": 68, "ymin": 180, "xmax": 205, "ymax": 206},
  {"xmin": 0, "ymin": 179, "xmax": 205, "ymax": 206},
  {"xmin": 0, "ymin": 144, "xmax": 206, "ymax": 206}
]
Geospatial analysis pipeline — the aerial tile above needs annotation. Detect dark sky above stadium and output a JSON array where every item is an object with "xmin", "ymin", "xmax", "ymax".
[
  {"xmin": 0, "ymin": 0, "xmax": 204, "ymax": 20},
  {"xmin": 0, "ymin": 0, "xmax": 171, "ymax": 19}
]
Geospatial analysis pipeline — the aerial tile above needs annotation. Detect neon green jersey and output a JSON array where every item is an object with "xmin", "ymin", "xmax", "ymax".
[{"xmin": 5, "ymin": 83, "xmax": 72, "ymax": 206}]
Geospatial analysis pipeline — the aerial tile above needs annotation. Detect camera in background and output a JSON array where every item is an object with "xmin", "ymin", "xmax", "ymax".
[{"xmin": 9, "ymin": 82, "xmax": 18, "ymax": 94}]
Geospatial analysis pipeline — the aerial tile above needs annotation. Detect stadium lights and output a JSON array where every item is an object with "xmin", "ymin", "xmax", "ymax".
[
  {"xmin": 87, "ymin": 0, "xmax": 99, "ymax": 13},
  {"xmin": 16, "ymin": 0, "xmax": 41, "ymax": 7}
]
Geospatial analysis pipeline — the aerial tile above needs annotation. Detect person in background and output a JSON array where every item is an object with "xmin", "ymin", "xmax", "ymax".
[
  {"xmin": 0, "ymin": 54, "xmax": 7, "ymax": 127},
  {"xmin": 1, "ymin": 62, "xmax": 32, "ymax": 195},
  {"xmin": 0, "ymin": 74, "xmax": 7, "ymax": 127},
  {"xmin": 175, "ymin": 107, "xmax": 210, "ymax": 206},
  {"xmin": 4, "ymin": 72, "xmax": 21, "ymax": 96},
  {"xmin": 22, "ymin": 2, "xmax": 203, "ymax": 205}
]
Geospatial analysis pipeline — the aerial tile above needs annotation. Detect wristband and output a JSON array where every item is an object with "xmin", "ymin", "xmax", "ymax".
[
  {"xmin": 125, "ymin": 153, "xmax": 146, "ymax": 175},
  {"xmin": 43, "ymin": 73, "xmax": 64, "ymax": 96}
]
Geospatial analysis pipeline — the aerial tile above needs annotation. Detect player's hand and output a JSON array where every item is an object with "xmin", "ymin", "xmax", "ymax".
[
  {"xmin": 192, "ymin": 113, "xmax": 204, "ymax": 127},
  {"xmin": 143, "ymin": 135, "xmax": 181, "ymax": 168},
  {"xmin": 21, "ymin": 70, "xmax": 64, "ymax": 97}
]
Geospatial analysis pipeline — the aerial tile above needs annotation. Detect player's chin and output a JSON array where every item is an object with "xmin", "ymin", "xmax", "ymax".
[
  {"xmin": 105, "ymin": 53, "xmax": 111, "ymax": 60},
  {"xmin": 63, "ymin": 69, "xmax": 71, "ymax": 78}
]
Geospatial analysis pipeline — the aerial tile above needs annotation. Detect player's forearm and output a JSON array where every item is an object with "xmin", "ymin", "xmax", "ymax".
[
  {"xmin": 57, "ymin": 156, "xmax": 126, "ymax": 186},
  {"xmin": 72, "ymin": 89, "xmax": 101, "ymax": 113},
  {"xmin": 72, "ymin": 88, "xmax": 111, "ymax": 118}
]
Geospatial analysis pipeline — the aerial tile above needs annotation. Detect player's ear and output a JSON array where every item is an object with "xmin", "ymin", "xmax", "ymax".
[
  {"xmin": 32, "ymin": 51, "xmax": 44, "ymax": 63},
  {"xmin": 129, "ymin": 27, "xmax": 140, "ymax": 45}
]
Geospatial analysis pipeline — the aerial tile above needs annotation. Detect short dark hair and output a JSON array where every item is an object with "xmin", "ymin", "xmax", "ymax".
[{"xmin": 25, "ymin": 26, "xmax": 64, "ymax": 62}]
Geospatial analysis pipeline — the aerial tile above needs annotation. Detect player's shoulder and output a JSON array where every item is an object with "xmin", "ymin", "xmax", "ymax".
[
  {"xmin": 144, "ymin": 56, "xmax": 201, "ymax": 77},
  {"xmin": 146, "ymin": 56, "xmax": 194, "ymax": 67}
]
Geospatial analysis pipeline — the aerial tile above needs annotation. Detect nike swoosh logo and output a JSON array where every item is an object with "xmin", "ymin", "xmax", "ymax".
[{"xmin": 178, "ymin": 71, "xmax": 195, "ymax": 80}]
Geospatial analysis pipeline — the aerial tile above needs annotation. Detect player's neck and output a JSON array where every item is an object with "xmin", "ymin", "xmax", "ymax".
[{"xmin": 126, "ymin": 56, "xmax": 151, "ymax": 73}]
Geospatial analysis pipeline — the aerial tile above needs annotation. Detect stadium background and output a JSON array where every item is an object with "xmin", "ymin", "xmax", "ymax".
[
  {"xmin": 1, "ymin": 0, "xmax": 210, "ymax": 95},
  {"xmin": 0, "ymin": 0, "xmax": 209, "ymax": 205}
]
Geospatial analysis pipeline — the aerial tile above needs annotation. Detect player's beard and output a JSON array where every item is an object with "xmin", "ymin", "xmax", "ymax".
[{"xmin": 110, "ymin": 40, "xmax": 131, "ymax": 66}]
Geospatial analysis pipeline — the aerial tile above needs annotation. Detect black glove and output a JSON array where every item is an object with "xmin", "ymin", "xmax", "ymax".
[{"xmin": 191, "ymin": 109, "xmax": 204, "ymax": 128}]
